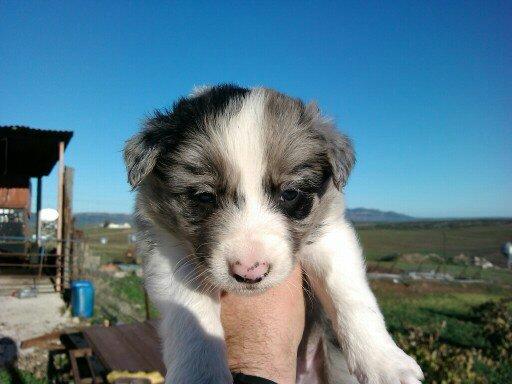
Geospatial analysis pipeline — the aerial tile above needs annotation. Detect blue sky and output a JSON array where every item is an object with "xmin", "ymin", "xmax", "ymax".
[{"xmin": 1, "ymin": 1, "xmax": 511, "ymax": 218}]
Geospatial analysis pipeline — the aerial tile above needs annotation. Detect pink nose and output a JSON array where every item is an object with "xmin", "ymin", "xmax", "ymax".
[{"xmin": 230, "ymin": 261, "xmax": 270, "ymax": 284}]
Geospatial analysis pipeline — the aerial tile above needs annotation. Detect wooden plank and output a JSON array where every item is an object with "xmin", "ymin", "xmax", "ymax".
[
  {"xmin": 83, "ymin": 322, "xmax": 165, "ymax": 376},
  {"xmin": 21, "ymin": 331, "xmax": 62, "ymax": 349},
  {"xmin": 84, "ymin": 326, "xmax": 150, "ymax": 373},
  {"xmin": 63, "ymin": 166, "xmax": 74, "ymax": 286},
  {"xmin": 69, "ymin": 348, "xmax": 82, "ymax": 384},
  {"xmin": 144, "ymin": 288, "xmax": 151, "ymax": 321},
  {"xmin": 115, "ymin": 323, "xmax": 165, "ymax": 374},
  {"xmin": 56, "ymin": 140, "xmax": 65, "ymax": 291},
  {"xmin": 69, "ymin": 348, "xmax": 95, "ymax": 384},
  {"xmin": 110, "ymin": 325, "xmax": 160, "ymax": 372},
  {"xmin": 35, "ymin": 176, "xmax": 42, "ymax": 246},
  {"xmin": 0, "ymin": 252, "xmax": 60, "ymax": 257},
  {"xmin": 0, "ymin": 263, "xmax": 59, "ymax": 268}
]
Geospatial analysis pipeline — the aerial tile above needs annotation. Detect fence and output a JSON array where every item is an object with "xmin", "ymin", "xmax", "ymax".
[{"xmin": 0, "ymin": 234, "xmax": 86, "ymax": 294}]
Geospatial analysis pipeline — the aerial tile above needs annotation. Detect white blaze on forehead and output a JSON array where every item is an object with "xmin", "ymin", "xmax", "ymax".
[
  {"xmin": 217, "ymin": 89, "xmax": 267, "ymax": 207},
  {"xmin": 206, "ymin": 89, "xmax": 294, "ymax": 291}
]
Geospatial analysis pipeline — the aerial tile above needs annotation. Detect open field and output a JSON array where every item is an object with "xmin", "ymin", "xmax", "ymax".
[
  {"xmin": 83, "ymin": 226, "xmax": 134, "ymax": 264},
  {"xmin": 78, "ymin": 220, "xmax": 511, "ymax": 383},
  {"xmin": 357, "ymin": 220, "xmax": 512, "ymax": 265},
  {"xmin": 82, "ymin": 219, "xmax": 512, "ymax": 264},
  {"xmin": 373, "ymin": 280, "xmax": 508, "ymax": 345}
]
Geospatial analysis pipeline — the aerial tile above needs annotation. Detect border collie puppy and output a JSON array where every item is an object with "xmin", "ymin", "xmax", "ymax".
[{"xmin": 124, "ymin": 85, "xmax": 423, "ymax": 384}]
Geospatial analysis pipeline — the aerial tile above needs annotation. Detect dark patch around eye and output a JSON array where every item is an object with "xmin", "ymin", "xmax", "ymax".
[
  {"xmin": 194, "ymin": 192, "xmax": 216, "ymax": 204},
  {"xmin": 280, "ymin": 189, "xmax": 299, "ymax": 202},
  {"xmin": 278, "ymin": 190, "xmax": 315, "ymax": 220}
]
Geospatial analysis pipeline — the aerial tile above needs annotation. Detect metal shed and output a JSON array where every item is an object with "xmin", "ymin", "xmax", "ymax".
[{"xmin": 0, "ymin": 125, "xmax": 74, "ymax": 292}]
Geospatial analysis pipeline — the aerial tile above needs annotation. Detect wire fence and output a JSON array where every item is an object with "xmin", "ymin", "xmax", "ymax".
[{"xmin": 0, "ymin": 235, "xmax": 87, "ymax": 294}]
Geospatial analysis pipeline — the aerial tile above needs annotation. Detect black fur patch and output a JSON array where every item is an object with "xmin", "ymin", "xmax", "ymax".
[
  {"xmin": 152, "ymin": 84, "xmax": 250, "ymax": 166},
  {"xmin": 124, "ymin": 84, "xmax": 249, "ymax": 188}
]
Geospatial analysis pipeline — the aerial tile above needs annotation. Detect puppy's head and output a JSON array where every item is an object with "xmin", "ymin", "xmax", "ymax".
[{"xmin": 125, "ymin": 85, "xmax": 354, "ymax": 293}]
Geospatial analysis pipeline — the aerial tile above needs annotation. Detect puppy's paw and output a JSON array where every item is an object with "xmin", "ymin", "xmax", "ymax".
[{"xmin": 348, "ymin": 342, "xmax": 423, "ymax": 384}]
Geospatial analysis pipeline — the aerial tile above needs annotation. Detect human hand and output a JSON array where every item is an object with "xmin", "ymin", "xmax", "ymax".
[{"xmin": 221, "ymin": 263, "xmax": 305, "ymax": 384}]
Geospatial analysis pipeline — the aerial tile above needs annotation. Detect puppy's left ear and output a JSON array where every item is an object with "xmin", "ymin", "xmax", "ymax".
[
  {"xmin": 306, "ymin": 102, "xmax": 355, "ymax": 190},
  {"xmin": 123, "ymin": 128, "xmax": 160, "ymax": 189}
]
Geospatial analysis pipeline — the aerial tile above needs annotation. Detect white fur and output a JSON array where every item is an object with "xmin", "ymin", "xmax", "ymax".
[
  {"xmin": 208, "ymin": 90, "xmax": 294, "ymax": 293},
  {"xmin": 299, "ymin": 201, "xmax": 423, "ymax": 384},
  {"xmin": 189, "ymin": 85, "xmax": 213, "ymax": 97},
  {"xmin": 140, "ymin": 226, "xmax": 232, "ymax": 383}
]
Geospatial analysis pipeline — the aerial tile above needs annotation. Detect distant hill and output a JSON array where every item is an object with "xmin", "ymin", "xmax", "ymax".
[
  {"xmin": 72, "ymin": 208, "xmax": 414, "ymax": 227},
  {"xmin": 74, "ymin": 212, "xmax": 133, "ymax": 227},
  {"xmin": 346, "ymin": 208, "xmax": 415, "ymax": 222}
]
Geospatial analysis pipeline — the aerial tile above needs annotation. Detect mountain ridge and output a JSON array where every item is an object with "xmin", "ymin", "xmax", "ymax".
[
  {"xmin": 73, "ymin": 208, "xmax": 415, "ymax": 226},
  {"xmin": 345, "ymin": 207, "xmax": 415, "ymax": 222}
]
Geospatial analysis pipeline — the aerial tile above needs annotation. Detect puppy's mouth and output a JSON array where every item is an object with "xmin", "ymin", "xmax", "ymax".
[
  {"xmin": 231, "ymin": 264, "xmax": 271, "ymax": 284},
  {"xmin": 209, "ymin": 252, "xmax": 294, "ymax": 294},
  {"xmin": 227, "ymin": 261, "xmax": 272, "ymax": 287}
]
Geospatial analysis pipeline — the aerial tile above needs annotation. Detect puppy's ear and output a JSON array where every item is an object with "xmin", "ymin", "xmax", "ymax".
[
  {"xmin": 324, "ymin": 127, "xmax": 355, "ymax": 190},
  {"xmin": 124, "ymin": 127, "xmax": 160, "ymax": 189},
  {"xmin": 306, "ymin": 102, "xmax": 355, "ymax": 190}
]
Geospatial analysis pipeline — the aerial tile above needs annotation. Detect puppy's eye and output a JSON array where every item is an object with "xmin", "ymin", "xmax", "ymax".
[
  {"xmin": 194, "ymin": 192, "xmax": 216, "ymax": 204},
  {"xmin": 280, "ymin": 189, "xmax": 299, "ymax": 202}
]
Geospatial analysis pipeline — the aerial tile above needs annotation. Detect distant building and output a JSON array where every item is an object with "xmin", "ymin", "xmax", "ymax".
[
  {"xmin": 102, "ymin": 221, "xmax": 132, "ymax": 229},
  {"xmin": 502, "ymin": 241, "xmax": 512, "ymax": 269}
]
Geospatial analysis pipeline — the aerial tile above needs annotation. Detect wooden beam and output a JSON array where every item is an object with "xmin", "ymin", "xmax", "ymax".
[
  {"xmin": 56, "ymin": 141, "xmax": 65, "ymax": 292},
  {"xmin": 144, "ymin": 288, "xmax": 151, "ymax": 320},
  {"xmin": 21, "ymin": 331, "xmax": 63, "ymax": 349},
  {"xmin": 35, "ymin": 176, "xmax": 42, "ymax": 246},
  {"xmin": 64, "ymin": 166, "xmax": 74, "ymax": 287}
]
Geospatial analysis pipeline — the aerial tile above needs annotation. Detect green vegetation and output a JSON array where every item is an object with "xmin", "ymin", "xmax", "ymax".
[
  {"xmin": 90, "ymin": 274, "xmax": 159, "ymax": 324},
  {"xmin": 372, "ymin": 280, "xmax": 512, "ymax": 383},
  {"xmin": 84, "ymin": 226, "xmax": 133, "ymax": 263},
  {"xmin": 356, "ymin": 220, "xmax": 512, "ymax": 266},
  {"xmin": 0, "ymin": 369, "xmax": 47, "ymax": 384},
  {"xmin": 81, "ymin": 220, "xmax": 511, "ymax": 383},
  {"xmin": 374, "ymin": 281, "xmax": 506, "ymax": 345}
]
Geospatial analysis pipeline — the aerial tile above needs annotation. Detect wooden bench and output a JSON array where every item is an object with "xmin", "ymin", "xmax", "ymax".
[{"xmin": 68, "ymin": 321, "xmax": 165, "ymax": 383}]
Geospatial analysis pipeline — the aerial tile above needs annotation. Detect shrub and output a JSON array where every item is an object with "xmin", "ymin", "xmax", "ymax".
[{"xmin": 394, "ymin": 299, "xmax": 512, "ymax": 383}]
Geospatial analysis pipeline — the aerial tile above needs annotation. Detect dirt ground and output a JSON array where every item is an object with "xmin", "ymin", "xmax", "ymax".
[
  {"xmin": 0, "ymin": 292, "xmax": 75, "ymax": 378},
  {"xmin": 0, "ymin": 293, "xmax": 72, "ymax": 342}
]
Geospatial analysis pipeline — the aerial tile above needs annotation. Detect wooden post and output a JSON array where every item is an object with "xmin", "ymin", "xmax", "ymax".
[
  {"xmin": 35, "ymin": 177, "xmax": 42, "ymax": 246},
  {"xmin": 63, "ymin": 166, "xmax": 74, "ymax": 287},
  {"xmin": 144, "ymin": 288, "xmax": 151, "ymax": 320},
  {"xmin": 56, "ymin": 141, "xmax": 65, "ymax": 292}
]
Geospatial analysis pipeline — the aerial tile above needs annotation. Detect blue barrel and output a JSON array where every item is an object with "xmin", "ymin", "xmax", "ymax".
[{"xmin": 71, "ymin": 280, "xmax": 95, "ymax": 318}]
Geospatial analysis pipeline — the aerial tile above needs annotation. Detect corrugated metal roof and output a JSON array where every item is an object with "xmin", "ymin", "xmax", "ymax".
[
  {"xmin": 0, "ymin": 125, "xmax": 73, "ymax": 140},
  {"xmin": 0, "ymin": 125, "xmax": 74, "ymax": 177}
]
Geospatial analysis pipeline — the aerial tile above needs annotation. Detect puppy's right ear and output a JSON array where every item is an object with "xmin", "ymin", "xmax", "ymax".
[
  {"xmin": 123, "ymin": 129, "xmax": 160, "ymax": 189},
  {"xmin": 305, "ymin": 102, "xmax": 355, "ymax": 190}
]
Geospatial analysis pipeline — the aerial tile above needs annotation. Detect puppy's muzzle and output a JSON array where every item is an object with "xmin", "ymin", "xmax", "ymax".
[{"xmin": 229, "ymin": 260, "xmax": 270, "ymax": 284}]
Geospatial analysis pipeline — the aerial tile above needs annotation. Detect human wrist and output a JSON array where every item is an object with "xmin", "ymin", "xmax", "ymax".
[
  {"xmin": 221, "ymin": 264, "xmax": 304, "ymax": 384},
  {"xmin": 226, "ymin": 331, "xmax": 297, "ymax": 384}
]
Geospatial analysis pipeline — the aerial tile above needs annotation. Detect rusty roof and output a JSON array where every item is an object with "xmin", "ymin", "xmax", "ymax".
[{"xmin": 0, "ymin": 125, "xmax": 73, "ymax": 177}]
